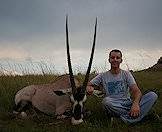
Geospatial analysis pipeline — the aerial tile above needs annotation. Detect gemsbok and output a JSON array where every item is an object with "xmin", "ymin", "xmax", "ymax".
[{"xmin": 13, "ymin": 16, "xmax": 97, "ymax": 125}]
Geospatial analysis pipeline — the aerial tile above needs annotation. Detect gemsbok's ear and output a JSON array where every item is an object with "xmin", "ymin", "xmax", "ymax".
[
  {"xmin": 53, "ymin": 91, "xmax": 66, "ymax": 96},
  {"xmin": 53, "ymin": 88, "xmax": 72, "ymax": 96}
]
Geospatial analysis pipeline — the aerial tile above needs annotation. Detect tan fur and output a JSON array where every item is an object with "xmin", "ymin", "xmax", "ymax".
[{"xmin": 15, "ymin": 75, "xmax": 80, "ymax": 116}]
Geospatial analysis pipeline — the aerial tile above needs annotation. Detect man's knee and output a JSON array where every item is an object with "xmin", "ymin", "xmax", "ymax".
[{"xmin": 146, "ymin": 91, "xmax": 158, "ymax": 103}]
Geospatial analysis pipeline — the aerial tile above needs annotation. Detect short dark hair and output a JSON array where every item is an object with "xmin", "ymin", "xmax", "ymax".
[{"xmin": 109, "ymin": 49, "xmax": 122, "ymax": 58}]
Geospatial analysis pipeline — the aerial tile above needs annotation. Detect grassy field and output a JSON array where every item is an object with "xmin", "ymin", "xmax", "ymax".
[{"xmin": 0, "ymin": 70, "xmax": 162, "ymax": 132}]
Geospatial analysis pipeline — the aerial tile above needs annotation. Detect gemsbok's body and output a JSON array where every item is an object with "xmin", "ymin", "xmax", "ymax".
[
  {"xmin": 14, "ymin": 75, "xmax": 80, "ymax": 116},
  {"xmin": 13, "ymin": 16, "xmax": 97, "ymax": 125}
]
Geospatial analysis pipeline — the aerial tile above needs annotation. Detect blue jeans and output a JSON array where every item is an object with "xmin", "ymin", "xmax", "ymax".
[{"xmin": 102, "ymin": 91, "xmax": 158, "ymax": 123}]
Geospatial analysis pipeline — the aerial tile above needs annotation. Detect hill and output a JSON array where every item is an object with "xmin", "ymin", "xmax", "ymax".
[{"xmin": 146, "ymin": 57, "xmax": 162, "ymax": 71}]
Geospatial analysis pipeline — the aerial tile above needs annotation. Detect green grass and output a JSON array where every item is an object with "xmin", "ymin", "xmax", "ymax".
[{"xmin": 0, "ymin": 71, "xmax": 162, "ymax": 132}]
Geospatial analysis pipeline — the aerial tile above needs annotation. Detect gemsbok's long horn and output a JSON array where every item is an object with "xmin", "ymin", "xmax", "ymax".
[
  {"xmin": 66, "ymin": 15, "xmax": 76, "ymax": 94},
  {"xmin": 82, "ymin": 18, "xmax": 97, "ymax": 91}
]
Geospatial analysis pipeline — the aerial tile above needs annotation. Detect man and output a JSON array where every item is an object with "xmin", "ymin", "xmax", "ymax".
[{"xmin": 87, "ymin": 49, "xmax": 158, "ymax": 124}]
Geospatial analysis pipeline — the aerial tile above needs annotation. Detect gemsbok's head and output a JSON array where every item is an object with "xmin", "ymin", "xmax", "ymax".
[{"xmin": 66, "ymin": 16, "xmax": 97, "ymax": 125}]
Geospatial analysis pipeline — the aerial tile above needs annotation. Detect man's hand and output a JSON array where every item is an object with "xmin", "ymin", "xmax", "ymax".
[
  {"xmin": 129, "ymin": 102, "xmax": 140, "ymax": 118},
  {"xmin": 86, "ymin": 85, "xmax": 94, "ymax": 95},
  {"xmin": 129, "ymin": 84, "xmax": 142, "ymax": 118}
]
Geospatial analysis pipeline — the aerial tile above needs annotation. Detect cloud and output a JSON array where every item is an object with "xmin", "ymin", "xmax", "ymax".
[
  {"xmin": 0, "ymin": 0, "xmax": 162, "ymax": 73},
  {"xmin": 0, "ymin": 46, "xmax": 28, "ymax": 59}
]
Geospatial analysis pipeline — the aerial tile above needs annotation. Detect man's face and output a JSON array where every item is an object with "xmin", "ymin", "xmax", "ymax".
[{"xmin": 109, "ymin": 51, "xmax": 122, "ymax": 68}]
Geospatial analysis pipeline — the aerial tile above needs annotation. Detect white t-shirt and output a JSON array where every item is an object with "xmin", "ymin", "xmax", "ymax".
[{"xmin": 90, "ymin": 70, "xmax": 136, "ymax": 98}]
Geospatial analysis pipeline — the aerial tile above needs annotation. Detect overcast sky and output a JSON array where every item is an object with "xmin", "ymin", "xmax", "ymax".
[{"xmin": 0, "ymin": 0, "xmax": 162, "ymax": 74}]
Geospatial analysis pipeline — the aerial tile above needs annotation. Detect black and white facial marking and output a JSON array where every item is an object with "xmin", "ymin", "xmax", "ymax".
[
  {"xmin": 70, "ymin": 87, "xmax": 87, "ymax": 125},
  {"xmin": 66, "ymin": 16, "xmax": 97, "ymax": 125}
]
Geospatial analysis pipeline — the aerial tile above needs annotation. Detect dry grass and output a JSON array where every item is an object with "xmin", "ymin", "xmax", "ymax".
[{"xmin": 0, "ymin": 70, "xmax": 162, "ymax": 132}]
